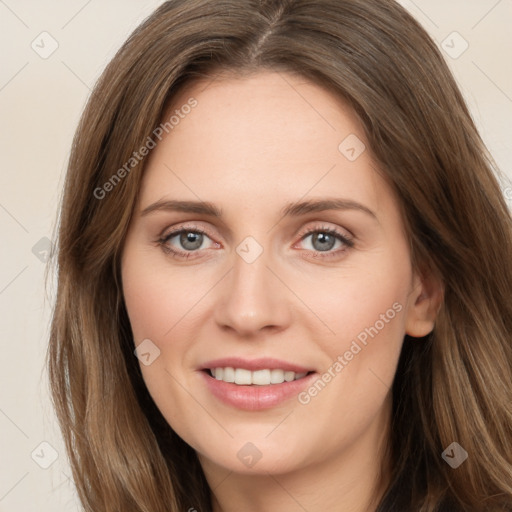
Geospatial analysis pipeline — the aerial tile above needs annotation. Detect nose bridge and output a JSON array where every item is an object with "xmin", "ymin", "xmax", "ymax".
[{"xmin": 214, "ymin": 235, "xmax": 290, "ymax": 335}]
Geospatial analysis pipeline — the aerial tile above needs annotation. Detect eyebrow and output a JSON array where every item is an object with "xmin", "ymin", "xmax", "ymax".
[{"xmin": 140, "ymin": 198, "xmax": 377, "ymax": 220}]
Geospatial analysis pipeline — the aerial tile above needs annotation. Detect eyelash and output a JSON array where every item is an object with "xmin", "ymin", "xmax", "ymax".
[{"xmin": 157, "ymin": 223, "xmax": 355, "ymax": 261}]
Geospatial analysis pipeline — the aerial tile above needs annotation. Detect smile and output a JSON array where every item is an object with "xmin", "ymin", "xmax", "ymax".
[
  {"xmin": 199, "ymin": 359, "xmax": 318, "ymax": 410},
  {"xmin": 208, "ymin": 367, "xmax": 310, "ymax": 385}
]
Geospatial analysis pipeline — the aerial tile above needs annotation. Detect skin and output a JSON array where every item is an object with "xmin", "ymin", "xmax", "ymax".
[{"xmin": 121, "ymin": 70, "xmax": 443, "ymax": 512}]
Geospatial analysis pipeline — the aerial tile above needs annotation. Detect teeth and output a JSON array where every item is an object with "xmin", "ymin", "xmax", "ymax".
[
  {"xmin": 235, "ymin": 368, "xmax": 252, "ymax": 385},
  {"xmin": 252, "ymin": 369, "xmax": 270, "ymax": 385},
  {"xmin": 271, "ymin": 369, "xmax": 285, "ymax": 384},
  {"xmin": 223, "ymin": 367, "xmax": 235, "ymax": 382},
  {"xmin": 210, "ymin": 367, "xmax": 308, "ymax": 385}
]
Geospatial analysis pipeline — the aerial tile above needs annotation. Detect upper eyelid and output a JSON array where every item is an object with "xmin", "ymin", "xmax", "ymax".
[
  {"xmin": 296, "ymin": 223, "xmax": 354, "ymax": 240},
  {"xmin": 160, "ymin": 220, "xmax": 351, "ymax": 236}
]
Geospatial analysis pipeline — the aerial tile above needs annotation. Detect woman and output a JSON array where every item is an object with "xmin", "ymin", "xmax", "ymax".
[{"xmin": 48, "ymin": 0, "xmax": 512, "ymax": 510}]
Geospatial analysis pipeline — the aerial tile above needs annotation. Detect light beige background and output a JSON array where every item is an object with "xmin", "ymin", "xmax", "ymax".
[{"xmin": 0, "ymin": 1, "xmax": 511, "ymax": 510}]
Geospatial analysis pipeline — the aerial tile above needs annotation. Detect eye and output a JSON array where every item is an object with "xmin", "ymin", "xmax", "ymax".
[
  {"xmin": 158, "ymin": 225, "xmax": 217, "ymax": 259},
  {"xmin": 157, "ymin": 223, "xmax": 354, "ymax": 261},
  {"xmin": 295, "ymin": 225, "xmax": 354, "ymax": 259}
]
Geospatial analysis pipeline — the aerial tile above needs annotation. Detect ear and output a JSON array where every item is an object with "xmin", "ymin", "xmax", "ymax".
[{"xmin": 405, "ymin": 266, "xmax": 444, "ymax": 338}]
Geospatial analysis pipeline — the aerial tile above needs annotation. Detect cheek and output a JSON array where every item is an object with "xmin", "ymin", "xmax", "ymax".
[
  {"xmin": 288, "ymin": 267, "xmax": 409, "ymax": 457},
  {"xmin": 122, "ymin": 252, "xmax": 204, "ymax": 343},
  {"xmin": 121, "ymin": 252, "xmax": 205, "ymax": 435},
  {"xmin": 292, "ymin": 252, "xmax": 412, "ymax": 414},
  {"xmin": 122, "ymin": 282, "xmax": 164, "ymax": 342},
  {"xmin": 297, "ymin": 257, "xmax": 411, "ymax": 348}
]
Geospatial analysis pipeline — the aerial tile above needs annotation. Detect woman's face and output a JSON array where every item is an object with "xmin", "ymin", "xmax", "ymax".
[{"xmin": 121, "ymin": 71, "xmax": 437, "ymax": 478}]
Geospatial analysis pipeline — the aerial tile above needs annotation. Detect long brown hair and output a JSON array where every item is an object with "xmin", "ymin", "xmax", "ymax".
[{"xmin": 47, "ymin": 0, "xmax": 512, "ymax": 510}]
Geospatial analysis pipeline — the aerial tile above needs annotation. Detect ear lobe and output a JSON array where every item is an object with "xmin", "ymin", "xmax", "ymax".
[{"xmin": 405, "ymin": 269, "xmax": 444, "ymax": 338}]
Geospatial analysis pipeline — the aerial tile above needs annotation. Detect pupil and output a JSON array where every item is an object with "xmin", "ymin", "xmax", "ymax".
[
  {"xmin": 180, "ymin": 232, "xmax": 202, "ymax": 250},
  {"xmin": 314, "ymin": 233, "xmax": 335, "ymax": 251}
]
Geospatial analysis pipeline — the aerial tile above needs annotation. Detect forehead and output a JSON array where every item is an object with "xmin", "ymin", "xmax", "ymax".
[
  {"xmin": 165, "ymin": 69, "xmax": 364, "ymax": 151},
  {"xmin": 139, "ymin": 70, "xmax": 390, "ymax": 219}
]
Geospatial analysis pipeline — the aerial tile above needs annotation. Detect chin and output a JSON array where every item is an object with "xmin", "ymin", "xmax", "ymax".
[{"xmin": 204, "ymin": 449, "xmax": 304, "ymax": 476}]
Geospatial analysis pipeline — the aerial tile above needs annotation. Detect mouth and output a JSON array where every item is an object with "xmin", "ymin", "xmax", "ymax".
[{"xmin": 198, "ymin": 358, "xmax": 318, "ymax": 410}]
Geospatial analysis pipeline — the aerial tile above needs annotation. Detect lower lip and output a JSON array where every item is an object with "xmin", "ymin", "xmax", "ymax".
[{"xmin": 199, "ymin": 370, "xmax": 317, "ymax": 410}]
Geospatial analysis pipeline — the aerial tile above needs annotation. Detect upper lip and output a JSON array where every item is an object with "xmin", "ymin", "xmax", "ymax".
[{"xmin": 201, "ymin": 357, "xmax": 314, "ymax": 373}]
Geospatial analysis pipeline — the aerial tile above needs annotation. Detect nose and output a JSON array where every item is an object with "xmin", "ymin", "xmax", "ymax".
[{"xmin": 213, "ymin": 244, "xmax": 292, "ymax": 337}]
